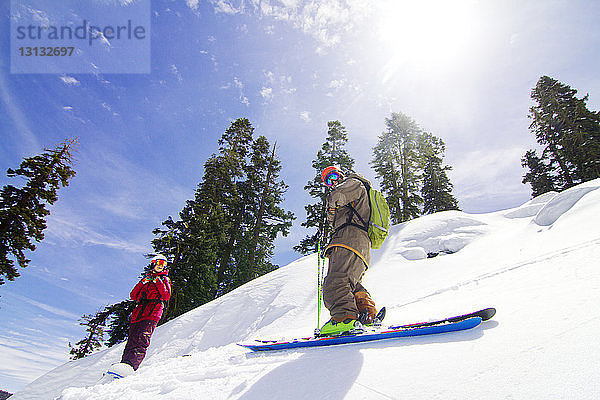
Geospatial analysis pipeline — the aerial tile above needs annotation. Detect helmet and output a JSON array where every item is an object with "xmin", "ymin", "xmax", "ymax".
[
  {"xmin": 151, "ymin": 254, "xmax": 168, "ymax": 267},
  {"xmin": 321, "ymin": 166, "xmax": 343, "ymax": 186}
]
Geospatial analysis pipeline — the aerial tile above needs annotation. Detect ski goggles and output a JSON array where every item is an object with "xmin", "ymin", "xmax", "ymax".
[
  {"xmin": 151, "ymin": 259, "xmax": 167, "ymax": 267},
  {"xmin": 324, "ymin": 171, "xmax": 340, "ymax": 187}
]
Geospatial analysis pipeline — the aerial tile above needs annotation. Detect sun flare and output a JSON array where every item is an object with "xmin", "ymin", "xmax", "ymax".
[{"xmin": 376, "ymin": 0, "xmax": 475, "ymax": 71}]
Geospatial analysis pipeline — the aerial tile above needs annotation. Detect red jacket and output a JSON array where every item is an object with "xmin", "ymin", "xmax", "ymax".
[{"xmin": 129, "ymin": 270, "xmax": 171, "ymax": 323}]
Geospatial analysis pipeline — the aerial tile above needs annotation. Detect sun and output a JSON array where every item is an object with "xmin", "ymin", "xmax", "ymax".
[{"xmin": 375, "ymin": 0, "xmax": 476, "ymax": 72}]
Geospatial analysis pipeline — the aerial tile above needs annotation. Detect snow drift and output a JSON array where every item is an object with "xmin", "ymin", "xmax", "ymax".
[{"xmin": 12, "ymin": 179, "xmax": 600, "ymax": 400}]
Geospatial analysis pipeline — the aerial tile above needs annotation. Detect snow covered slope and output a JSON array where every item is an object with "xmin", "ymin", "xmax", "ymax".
[{"xmin": 12, "ymin": 179, "xmax": 600, "ymax": 400}]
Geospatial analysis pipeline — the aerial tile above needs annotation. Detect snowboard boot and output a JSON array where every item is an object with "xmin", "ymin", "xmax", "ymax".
[
  {"xmin": 355, "ymin": 291, "xmax": 377, "ymax": 325},
  {"xmin": 106, "ymin": 362, "xmax": 135, "ymax": 380},
  {"xmin": 319, "ymin": 317, "xmax": 365, "ymax": 337}
]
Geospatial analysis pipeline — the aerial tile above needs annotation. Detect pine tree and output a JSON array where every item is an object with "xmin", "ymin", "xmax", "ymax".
[
  {"xmin": 151, "ymin": 155, "xmax": 232, "ymax": 317},
  {"xmin": 233, "ymin": 137, "xmax": 294, "ymax": 288},
  {"xmin": 104, "ymin": 300, "xmax": 135, "ymax": 347},
  {"xmin": 150, "ymin": 118, "xmax": 293, "ymax": 318},
  {"xmin": 371, "ymin": 113, "xmax": 423, "ymax": 223},
  {"xmin": 523, "ymin": 76, "xmax": 600, "ymax": 195},
  {"xmin": 294, "ymin": 121, "xmax": 355, "ymax": 254},
  {"xmin": 212, "ymin": 118, "xmax": 257, "ymax": 297},
  {"xmin": 521, "ymin": 150, "xmax": 556, "ymax": 197},
  {"xmin": 420, "ymin": 133, "xmax": 460, "ymax": 214},
  {"xmin": 77, "ymin": 119, "xmax": 294, "ymax": 348},
  {"xmin": 69, "ymin": 299, "xmax": 135, "ymax": 358},
  {"xmin": 69, "ymin": 312, "xmax": 107, "ymax": 360},
  {"xmin": 0, "ymin": 139, "xmax": 77, "ymax": 286}
]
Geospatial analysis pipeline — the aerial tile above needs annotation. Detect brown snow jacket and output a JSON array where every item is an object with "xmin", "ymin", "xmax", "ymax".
[{"xmin": 323, "ymin": 173, "xmax": 371, "ymax": 268}]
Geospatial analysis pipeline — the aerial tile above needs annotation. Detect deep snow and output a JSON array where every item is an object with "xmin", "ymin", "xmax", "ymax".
[{"xmin": 12, "ymin": 179, "xmax": 600, "ymax": 399}]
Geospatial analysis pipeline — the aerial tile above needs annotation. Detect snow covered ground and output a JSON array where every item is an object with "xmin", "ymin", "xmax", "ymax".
[{"xmin": 12, "ymin": 179, "xmax": 600, "ymax": 400}]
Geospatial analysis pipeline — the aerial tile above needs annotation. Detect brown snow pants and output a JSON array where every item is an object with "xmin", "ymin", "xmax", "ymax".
[
  {"xmin": 121, "ymin": 319, "xmax": 158, "ymax": 370},
  {"xmin": 323, "ymin": 246, "xmax": 367, "ymax": 322}
]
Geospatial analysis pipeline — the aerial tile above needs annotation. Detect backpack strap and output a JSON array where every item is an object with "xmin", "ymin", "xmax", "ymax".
[
  {"xmin": 138, "ymin": 298, "xmax": 165, "ymax": 304},
  {"xmin": 332, "ymin": 178, "xmax": 371, "ymax": 235},
  {"xmin": 136, "ymin": 283, "xmax": 167, "ymax": 306}
]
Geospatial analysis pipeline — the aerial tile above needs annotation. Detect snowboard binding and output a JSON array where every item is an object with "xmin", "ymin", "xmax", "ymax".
[{"xmin": 359, "ymin": 307, "xmax": 386, "ymax": 327}]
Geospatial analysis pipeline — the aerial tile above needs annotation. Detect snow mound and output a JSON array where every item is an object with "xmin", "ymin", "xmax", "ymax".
[
  {"xmin": 397, "ymin": 246, "xmax": 428, "ymax": 260},
  {"xmin": 378, "ymin": 211, "xmax": 488, "ymax": 261},
  {"xmin": 534, "ymin": 179, "xmax": 600, "ymax": 226},
  {"xmin": 503, "ymin": 191, "xmax": 557, "ymax": 218}
]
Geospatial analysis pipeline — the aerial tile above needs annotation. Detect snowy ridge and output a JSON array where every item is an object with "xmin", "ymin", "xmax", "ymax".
[{"xmin": 12, "ymin": 179, "xmax": 600, "ymax": 399}]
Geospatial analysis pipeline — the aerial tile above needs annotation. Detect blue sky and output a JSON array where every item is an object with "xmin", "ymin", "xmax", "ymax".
[{"xmin": 1, "ymin": 0, "xmax": 599, "ymax": 393}]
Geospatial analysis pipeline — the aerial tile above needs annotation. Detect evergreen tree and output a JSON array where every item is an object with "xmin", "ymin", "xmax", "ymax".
[
  {"xmin": 295, "ymin": 121, "xmax": 355, "ymax": 254},
  {"xmin": 68, "ymin": 312, "xmax": 107, "ymax": 360},
  {"xmin": 69, "ymin": 300, "xmax": 135, "ymax": 358},
  {"xmin": 73, "ymin": 119, "xmax": 294, "ymax": 352},
  {"xmin": 233, "ymin": 137, "xmax": 294, "ymax": 289},
  {"xmin": 0, "ymin": 139, "xmax": 77, "ymax": 286},
  {"xmin": 521, "ymin": 150, "xmax": 556, "ymax": 197},
  {"xmin": 153, "ymin": 119, "xmax": 254, "ymax": 314},
  {"xmin": 151, "ymin": 118, "xmax": 293, "ymax": 318},
  {"xmin": 522, "ymin": 76, "xmax": 600, "ymax": 195},
  {"xmin": 211, "ymin": 119, "xmax": 254, "ymax": 298},
  {"xmin": 420, "ymin": 134, "xmax": 460, "ymax": 214},
  {"xmin": 104, "ymin": 300, "xmax": 135, "ymax": 347},
  {"xmin": 371, "ymin": 113, "xmax": 423, "ymax": 223}
]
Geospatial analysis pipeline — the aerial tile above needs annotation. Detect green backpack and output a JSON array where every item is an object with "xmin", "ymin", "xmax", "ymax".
[
  {"xmin": 342, "ymin": 179, "xmax": 391, "ymax": 249},
  {"xmin": 364, "ymin": 184, "xmax": 390, "ymax": 249}
]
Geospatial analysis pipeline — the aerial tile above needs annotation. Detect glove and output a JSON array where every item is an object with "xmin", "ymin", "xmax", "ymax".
[{"xmin": 141, "ymin": 276, "xmax": 152, "ymax": 284}]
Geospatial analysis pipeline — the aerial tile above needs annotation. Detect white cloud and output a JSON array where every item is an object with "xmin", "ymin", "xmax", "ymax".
[
  {"xmin": 329, "ymin": 79, "xmax": 345, "ymax": 89},
  {"xmin": 8, "ymin": 293, "xmax": 80, "ymax": 320},
  {"xmin": 60, "ymin": 76, "xmax": 80, "ymax": 86},
  {"xmin": 261, "ymin": 87, "xmax": 274, "ymax": 101},
  {"xmin": 0, "ymin": 292, "xmax": 79, "ymax": 393},
  {"xmin": 449, "ymin": 146, "xmax": 531, "ymax": 212},
  {"xmin": 186, "ymin": 0, "xmax": 199, "ymax": 10},
  {"xmin": 281, "ymin": 0, "xmax": 300, "ymax": 7},
  {"xmin": 452, "ymin": 147, "xmax": 525, "ymax": 185},
  {"xmin": 299, "ymin": 111, "xmax": 311, "ymax": 122},
  {"xmin": 24, "ymin": 5, "xmax": 50, "ymax": 26},
  {"xmin": 212, "ymin": 0, "xmax": 241, "ymax": 14},
  {"xmin": 0, "ymin": 335, "xmax": 70, "ymax": 392},
  {"xmin": 280, "ymin": 75, "xmax": 292, "ymax": 85},
  {"xmin": 261, "ymin": 73, "xmax": 296, "ymax": 99},
  {"xmin": 205, "ymin": 0, "xmax": 374, "ymax": 48},
  {"xmin": 45, "ymin": 216, "xmax": 148, "ymax": 253},
  {"xmin": 94, "ymin": 29, "xmax": 112, "ymax": 49},
  {"xmin": 233, "ymin": 77, "xmax": 250, "ymax": 106},
  {"xmin": 0, "ymin": 69, "xmax": 39, "ymax": 152},
  {"xmin": 510, "ymin": 33, "xmax": 520, "ymax": 46},
  {"xmin": 234, "ymin": 76, "xmax": 244, "ymax": 89},
  {"xmin": 170, "ymin": 64, "xmax": 183, "ymax": 83},
  {"xmin": 264, "ymin": 70, "xmax": 275, "ymax": 83}
]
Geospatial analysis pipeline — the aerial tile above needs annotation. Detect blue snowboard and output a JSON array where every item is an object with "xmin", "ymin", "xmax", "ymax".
[{"xmin": 239, "ymin": 316, "xmax": 483, "ymax": 352}]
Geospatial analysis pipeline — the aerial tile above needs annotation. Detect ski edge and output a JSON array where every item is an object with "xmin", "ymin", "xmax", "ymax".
[
  {"xmin": 388, "ymin": 307, "xmax": 496, "ymax": 330},
  {"xmin": 239, "ymin": 316, "xmax": 483, "ymax": 352}
]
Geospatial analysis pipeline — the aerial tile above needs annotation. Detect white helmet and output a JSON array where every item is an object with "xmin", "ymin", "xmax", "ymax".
[{"xmin": 151, "ymin": 254, "xmax": 168, "ymax": 266}]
